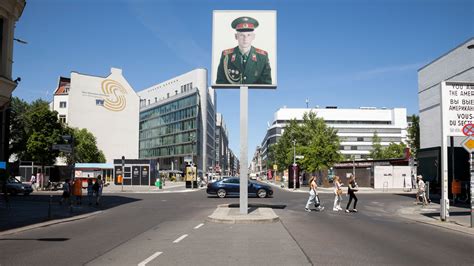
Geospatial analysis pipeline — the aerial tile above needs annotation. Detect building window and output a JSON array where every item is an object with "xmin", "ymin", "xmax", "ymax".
[
  {"xmin": 175, "ymin": 90, "xmax": 178, "ymax": 95},
  {"xmin": 350, "ymin": 146, "xmax": 357, "ymax": 150},
  {"xmin": 155, "ymin": 97, "xmax": 157, "ymax": 103},
  {"xmin": 59, "ymin": 101, "xmax": 67, "ymax": 108},
  {"xmin": 59, "ymin": 115, "xmax": 66, "ymax": 124},
  {"xmin": 148, "ymin": 99, "xmax": 150, "ymax": 105},
  {"xmin": 357, "ymin": 137, "xmax": 364, "ymax": 141},
  {"xmin": 167, "ymin": 93, "xmax": 170, "ymax": 98}
]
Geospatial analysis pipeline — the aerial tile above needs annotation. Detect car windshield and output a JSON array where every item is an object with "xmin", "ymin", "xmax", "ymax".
[{"xmin": 8, "ymin": 177, "xmax": 21, "ymax": 183}]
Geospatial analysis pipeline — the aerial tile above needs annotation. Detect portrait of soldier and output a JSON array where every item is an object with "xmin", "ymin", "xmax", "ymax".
[{"xmin": 216, "ymin": 16, "xmax": 272, "ymax": 85}]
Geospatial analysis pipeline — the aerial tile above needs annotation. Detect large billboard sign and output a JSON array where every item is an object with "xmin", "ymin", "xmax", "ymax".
[
  {"xmin": 211, "ymin": 10, "xmax": 277, "ymax": 88},
  {"xmin": 441, "ymin": 81, "xmax": 474, "ymax": 136}
]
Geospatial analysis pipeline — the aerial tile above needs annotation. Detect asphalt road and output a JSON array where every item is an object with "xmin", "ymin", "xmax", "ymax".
[{"xmin": 0, "ymin": 186, "xmax": 473, "ymax": 265}]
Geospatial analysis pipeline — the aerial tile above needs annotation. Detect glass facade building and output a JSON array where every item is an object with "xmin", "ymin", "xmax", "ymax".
[{"xmin": 139, "ymin": 93, "xmax": 199, "ymax": 159}]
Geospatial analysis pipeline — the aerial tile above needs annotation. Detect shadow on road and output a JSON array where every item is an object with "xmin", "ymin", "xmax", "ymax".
[
  {"xmin": 0, "ymin": 237, "xmax": 70, "ymax": 241},
  {"xmin": 0, "ymin": 194, "xmax": 141, "ymax": 232}
]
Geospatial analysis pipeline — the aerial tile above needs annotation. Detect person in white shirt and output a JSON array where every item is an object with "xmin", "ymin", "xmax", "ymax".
[
  {"xmin": 416, "ymin": 175, "xmax": 428, "ymax": 206},
  {"xmin": 305, "ymin": 175, "xmax": 324, "ymax": 212},
  {"xmin": 30, "ymin": 174, "xmax": 37, "ymax": 191},
  {"xmin": 333, "ymin": 176, "xmax": 343, "ymax": 211}
]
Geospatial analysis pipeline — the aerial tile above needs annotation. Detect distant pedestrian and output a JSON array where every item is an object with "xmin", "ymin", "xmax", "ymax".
[
  {"xmin": 86, "ymin": 178, "xmax": 94, "ymax": 205},
  {"xmin": 345, "ymin": 174, "xmax": 358, "ymax": 213},
  {"xmin": 94, "ymin": 175, "xmax": 103, "ymax": 206},
  {"xmin": 60, "ymin": 179, "xmax": 71, "ymax": 205},
  {"xmin": 30, "ymin": 174, "xmax": 37, "ymax": 191},
  {"xmin": 333, "ymin": 176, "xmax": 343, "ymax": 211},
  {"xmin": 305, "ymin": 175, "xmax": 324, "ymax": 212}
]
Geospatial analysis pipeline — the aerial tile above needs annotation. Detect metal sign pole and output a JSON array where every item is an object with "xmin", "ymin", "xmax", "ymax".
[
  {"xmin": 440, "ymin": 83, "xmax": 449, "ymax": 221},
  {"xmin": 240, "ymin": 86, "xmax": 248, "ymax": 214},
  {"xmin": 471, "ymin": 152, "xmax": 474, "ymax": 228}
]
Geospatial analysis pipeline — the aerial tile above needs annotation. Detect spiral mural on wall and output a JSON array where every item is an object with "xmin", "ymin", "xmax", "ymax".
[{"xmin": 101, "ymin": 79, "xmax": 127, "ymax": 112}]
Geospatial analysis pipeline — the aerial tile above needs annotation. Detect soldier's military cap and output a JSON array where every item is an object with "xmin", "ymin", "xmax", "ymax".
[{"xmin": 231, "ymin": 16, "xmax": 259, "ymax": 32}]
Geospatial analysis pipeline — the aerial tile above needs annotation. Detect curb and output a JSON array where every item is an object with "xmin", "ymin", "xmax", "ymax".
[
  {"xmin": 207, "ymin": 205, "xmax": 280, "ymax": 224},
  {"xmin": 0, "ymin": 211, "xmax": 103, "ymax": 237}
]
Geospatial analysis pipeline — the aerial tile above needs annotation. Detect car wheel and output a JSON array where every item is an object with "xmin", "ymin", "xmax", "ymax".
[
  {"xmin": 24, "ymin": 192, "xmax": 30, "ymax": 196},
  {"xmin": 217, "ymin": 189, "xmax": 227, "ymax": 198},
  {"xmin": 10, "ymin": 190, "xmax": 18, "ymax": 196},
  {"xmin": 257, "ymin": 189, "xmax": 267, "ymax": 198}
]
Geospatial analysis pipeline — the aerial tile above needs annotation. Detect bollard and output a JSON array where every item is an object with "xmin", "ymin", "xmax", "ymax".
[{"xmin": 426, "ymin": 182, "xmax": 430, "ymax": 203}]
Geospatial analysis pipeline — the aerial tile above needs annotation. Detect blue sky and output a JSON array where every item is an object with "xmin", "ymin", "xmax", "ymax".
[{"xmin": 13, "ymin": 0, "xmax": 474, "ymax": 161}]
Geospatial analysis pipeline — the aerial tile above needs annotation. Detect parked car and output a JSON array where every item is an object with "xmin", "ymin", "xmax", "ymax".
[
  {"xmin": 6, "ymin": 177, "xmax": 33, "ymax": 195},
  {"xmin": 206, "ymin": 176, "xmax": 273, "ymax": 198}
]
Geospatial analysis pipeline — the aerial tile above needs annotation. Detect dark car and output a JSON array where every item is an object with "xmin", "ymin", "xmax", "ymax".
[
  {"xmin": 6, "ymin": 177, "xmax": 33, "ymax": 195},
  {"xmin": 207, "ymin": 176, "xmax": 273, "ymax": 198}
]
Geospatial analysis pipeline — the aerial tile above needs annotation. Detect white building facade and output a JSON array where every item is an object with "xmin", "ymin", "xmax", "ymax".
[
  {"xmin": 138, "ymin": 69, "xmax": 216, "ymax": 174},
  {"xmin": 260, "ymin": 107, "xmax": 408, "ymax": 163},
  {"xmin": 51, "ymin": 68, "xmax": 139, "ymax": 163}
]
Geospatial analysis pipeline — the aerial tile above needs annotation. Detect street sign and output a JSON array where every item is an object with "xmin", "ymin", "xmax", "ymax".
[
  {"xmin": 295, "ymin": 155, "xmax": 304, "ymax": 159},
  {"xmin": 462, "ymin": 123, "xmax": 474, "ymax": 136},
  {"xmin": 52, "ymin": 144, "xmax": 72, "ymax": 153},
  {"xmin": 273, "ymin": 164, "xmax": 278, "ymax": 170},
  {"xmin": 441, "ymin": 82, "xmax": 474, "ymax": 136},
  {"xmin": 461, "ymin": 137, "xmax": 474, "ymax": 153}
]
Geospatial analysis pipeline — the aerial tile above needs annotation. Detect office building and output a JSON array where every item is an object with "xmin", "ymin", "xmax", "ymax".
[{"xmin": 138, "ymin": 69, "xmax": 216, "ymax": 174}]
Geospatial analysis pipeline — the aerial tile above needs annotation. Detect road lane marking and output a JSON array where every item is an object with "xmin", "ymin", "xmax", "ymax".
[
  {"xmin": 194, "ymin": 223, "xmax": 204, "ymax": 229},
  {"xmin": 138, "ymin": 251, "xmax": 162, "ymax": 266},
  {"xmin": 173, "ymin": 234, "xmax": 188, "ymax": 243}
]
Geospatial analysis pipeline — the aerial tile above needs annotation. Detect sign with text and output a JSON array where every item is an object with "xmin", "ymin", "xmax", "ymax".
[{"xmin": 441, "ymin": 81, "xmax": 474, "ymax": 136}]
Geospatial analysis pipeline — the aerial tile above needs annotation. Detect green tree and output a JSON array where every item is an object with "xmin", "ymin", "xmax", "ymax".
[
  {"xmin": 272, "ymin": 111, "xmax": 342, "ymax": 173},
  {"xmin": 407, "ymin": 114, "xmax": 420, "ymax": 158},
  {"xmin": 369, "ymin": 131, "xmax": 384, "ymax": 160},
  {"xmin": 299, "ymin": 112, "xmax": 342, "ymax": 173},
  {"xmin": 9, "ymin": 97, "xmax": 30, "ymax": 160},
  {"xmin": 25, "ymin": 101, "xmax": 64, "ymax": 172},
  {"xmin": 383, "ymin": 142, "xmax": 407, "ymax": 159},
  {"xmin": 62, "ymin": 127, "xmax": 106, "ymax": 164}
]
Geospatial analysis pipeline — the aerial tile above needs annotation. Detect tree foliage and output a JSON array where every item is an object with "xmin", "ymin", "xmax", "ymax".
[
  {"xmin": 268, "ymin": 111, "xmax": 343, "ymax": 173},
  {"xmin": 63, "ymin": 128, "xmax": 106, "ymax": 164},
  {"xmin": 25, "ymin": 100, "xmax": 64, "ymax": 166},
  {"xmin": 370, "ymin": 131, "xmax": 407, "ymax": 160},
  {"xmin": 407, "ymin": 114, "xmax": 420, "ymax": 158},
  {"xmin": 369, "ymin": 131, "xmax": 384, "ymax": 160},
  {"xmin": 10, "ymin": 97, "xmax": 106, "ymax": 165}
]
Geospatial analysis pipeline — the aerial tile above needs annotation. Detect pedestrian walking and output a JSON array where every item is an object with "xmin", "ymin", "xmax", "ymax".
[
  {"xmin": 94, "ymin": 175, "xmax": 103, "ymax": 206},
  {"xmin": 86, "ymin": 178, "xmax": 94, "ymax": 205},
  {"xmin": 416, "ymin": 175, "xmax": 428, "ymax": 206},
  {"xmin": 30, "ymin": 174, "xmax": 37, "ymax": 191},
  {"xmin": 305, "ymin": 175, "xmax": 324, "ymax": 212},
  {"xmin": 345, "ymin": 174, "xmax": 358, "ymax": 213},
  {"xmin": 60, "ymin": 179, "xmax": 71, "ymax": 205},
  {"xmin": 333, "ymin": 175, "xmax": 343, "ymax": 211}
]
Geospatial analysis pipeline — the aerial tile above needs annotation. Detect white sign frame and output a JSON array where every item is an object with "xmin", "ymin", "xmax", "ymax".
[{"xmin": 211, "ymin": 10, "xmax": 277, "ymax": 89}]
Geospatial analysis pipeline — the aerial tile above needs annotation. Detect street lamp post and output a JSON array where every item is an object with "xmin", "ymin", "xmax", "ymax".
[{"xmin": 292, "ymin": 139, "xmax": 296, "ymax": 190}]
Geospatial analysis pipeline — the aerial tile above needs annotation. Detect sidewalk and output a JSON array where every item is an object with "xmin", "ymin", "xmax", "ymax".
[
  {"xmin": 102, "ymin": 182, "xmax": 205, "ymax": 193},
  {"xmin": 397, "ymin": 201, "xmax": 474, "ymax": 235}
]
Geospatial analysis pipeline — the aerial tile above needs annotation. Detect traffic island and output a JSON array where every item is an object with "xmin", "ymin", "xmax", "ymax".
[{"xmin": 207, "ymin": 204, "xmax": 280, "ymax": 224}]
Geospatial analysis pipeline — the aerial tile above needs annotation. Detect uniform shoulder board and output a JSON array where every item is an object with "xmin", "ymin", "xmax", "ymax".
[
  {"xmin": 255, "ymin": 48, "xmax": 267, "ymax": 56},
  {"xmin": 223, "ymin": 48, "xmax": 235, "ymax": 56}
]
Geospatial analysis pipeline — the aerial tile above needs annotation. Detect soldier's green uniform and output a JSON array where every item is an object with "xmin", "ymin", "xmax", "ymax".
[
  {"xmin": 216, "ymin": 46, "xmax": 272, "ymax": 84},
  {"xmin": 215, "ymin": 16, "xmax": 272, "ymax": 85}
]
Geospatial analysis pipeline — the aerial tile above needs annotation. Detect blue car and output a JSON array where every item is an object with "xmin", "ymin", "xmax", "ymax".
[{"xmin": 207, "ymin": 176, "xmax": 273, "ymax": 198}]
